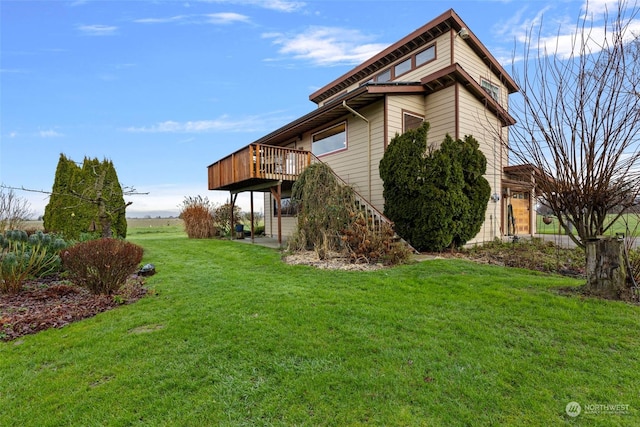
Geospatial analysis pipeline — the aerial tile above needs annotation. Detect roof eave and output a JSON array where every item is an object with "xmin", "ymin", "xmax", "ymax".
[
  {"xmin": 309, "ymin": 9, "xmax": 519, "ymax": 104},
  {"xmin": 421, "ymin": 63, "xmax": 516, "ymax": 127}
]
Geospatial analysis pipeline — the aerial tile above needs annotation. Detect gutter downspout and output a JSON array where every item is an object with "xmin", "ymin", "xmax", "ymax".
[{"xmin": 342, "ymin": 100, "xmax": 372, "ymax": 200}]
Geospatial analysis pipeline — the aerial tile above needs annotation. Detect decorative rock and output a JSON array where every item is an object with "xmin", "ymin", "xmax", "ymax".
[{"xmin": 138, "ymin": 263, "xmax": 156, "ymax": 277}]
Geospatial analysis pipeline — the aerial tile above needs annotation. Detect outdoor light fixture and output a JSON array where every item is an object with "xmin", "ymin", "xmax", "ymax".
[{"xmin": 457, "ymin": 28, "xmax": 470, "ymax": 39}]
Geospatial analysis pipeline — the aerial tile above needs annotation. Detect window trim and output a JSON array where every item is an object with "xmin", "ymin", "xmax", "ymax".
[
  {"xmin": 273, "ymin": 197, "xmax": 298, "ymax": 217},
  {"xmin": 311, "ymin": 121, "xmax": 348, "ymax": 157},
  {"xmin": 374, "ymin": 43, "xmax": 437, "ymax": 82},
  {"xmin": 394, "ymin": 57, "xmax": 412, "ymax": 78},
  {"xmin": 415, "ymin": 44, "xmax": 436, "ymax": 67},
  {"xmin": 402, "ymin": 110, "xmax": 425, "ymax": 132}
]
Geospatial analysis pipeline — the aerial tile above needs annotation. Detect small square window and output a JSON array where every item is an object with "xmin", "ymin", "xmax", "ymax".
[
  {"xmin": 481, "ymin": 79, "xmax": 500, "ymax": 101},
  {"xmin": 376, "ymin": 69, "xmax": 391, "ymax": 83},
  {"xmin": 403, "ymin": 113, "xmax": 424, "ymax": 132}
]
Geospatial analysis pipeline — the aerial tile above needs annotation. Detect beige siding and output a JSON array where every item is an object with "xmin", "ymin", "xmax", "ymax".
[
  {"xmin": 392, "ymin": 34, "xmax": 451, "ymax": 83},
  {"xmin": 263, "ymin": 192, "xmax": 297, "ymax": 241},
  {"xmin": 458, "ymin": 86, "xmax": 507, "ymax": 243},
  {"xmin": 454, "ymin": 38, "xmax": 509, "ymax": 109},
  {"xmin": 424, "ymin": 86, "xmax": 456, "ymax": 145},
  {"xmin": 386, "ymin": 94, "xmax": 426, "ymax": 142},
  {"xmin": 264, "ymin": 101, "xmax": 387, "ymax": 233},
  {"xmin": 319, "ymin": 101, "xmax": 385, "ymax": 210}
]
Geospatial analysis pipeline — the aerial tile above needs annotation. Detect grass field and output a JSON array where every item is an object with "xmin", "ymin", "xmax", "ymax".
[
  {"xmin": 537, "ymin": 213, "xmax": 640, "ymax": 237},
  {"xmin": 1, "ymin": 225, "xmax": 639, "ymax": 425}
]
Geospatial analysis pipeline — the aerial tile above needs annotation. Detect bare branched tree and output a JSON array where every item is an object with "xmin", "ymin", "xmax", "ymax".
[
  {"xmin": 0, "ymin": 187, "xmax": 35, "ymax": 231},
  {"xmin": 509, "ymin": 0, "xmax": 640, "ymax": 249}
]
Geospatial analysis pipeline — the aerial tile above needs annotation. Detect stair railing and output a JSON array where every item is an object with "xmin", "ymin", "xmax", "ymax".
[{"xmin": 308, "ymin": 153, "xmax": 418, "ymax": 253}]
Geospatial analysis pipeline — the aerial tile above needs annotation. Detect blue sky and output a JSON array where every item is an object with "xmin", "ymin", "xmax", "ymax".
[{"xmin": 0, "ymin": 0, "xmax": 617, "ymax": 217}]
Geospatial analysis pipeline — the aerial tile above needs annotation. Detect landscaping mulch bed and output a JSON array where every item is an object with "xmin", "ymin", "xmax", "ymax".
[{"xmin": 1, "ymin": 275, "xmax": 147, "ymax": 342}]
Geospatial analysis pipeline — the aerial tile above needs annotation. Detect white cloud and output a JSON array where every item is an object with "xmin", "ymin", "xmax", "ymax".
[
  {"xmin": 264, "ymin": 26, "xmax": 389, "ymax": 67},
  {"xmin": 124, "ymin": 112, "xmax": 290, "ymax": 134},
  {"xmin": 497, "ymin": 2, "xmax": 640, "ymax": 63},
  {"xmin": 77, "ymin": 24, "xmax": 118, "ymax": 36},
  {"xmin": 133, "ymin": 15, "xmax": 188, "ymax": 24},
  {"xmin": 39, "ymin": 129, "xmax": 63, "ymax": 138},
  {"xmin": 580, "ymin": 0, "xmax": 624, "ymax": 18},
  {"xmin": 133, "ymin": 13, "xmax": 250, "ymax": 25},
  {"xmin": 205, "ymin": 12, "xmax": 251, "ymax": 24},
  {"xmin": 492, "ymin": 4, "xmax": 553, "ymax": 45},
  {"xmin": 198, "ymin": 0, "xmax": 305, "ymax": 13},
  {"xmin": 539, "ymin": 19, "xmax": 640, "ymax": 59}
]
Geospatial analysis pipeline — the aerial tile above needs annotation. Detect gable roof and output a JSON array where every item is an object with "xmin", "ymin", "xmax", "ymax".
[
  {"xmin": 422, "ymin": 63, "xmax": 516, "ymax": 126},
  {"xmin": 309, "ymin": 9, "xmax": 519, "ymax": 105}
]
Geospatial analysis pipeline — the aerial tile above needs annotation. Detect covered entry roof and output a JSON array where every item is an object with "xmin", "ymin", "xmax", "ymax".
[{"xmin": 250, "ymin": 82, "xmax": 426, "ymax": 148}]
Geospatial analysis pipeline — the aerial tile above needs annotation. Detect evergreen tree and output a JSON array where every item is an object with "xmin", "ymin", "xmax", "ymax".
[
  {"xmin": 451, "ymin": 135, "xmax": 491, "ymax": 247},
  {"xmin": 378, "ymin": 122, "xmax": 430, "ymax": 247},
  {"xmin": 44, "ymin": 154, "xmax": 81, "ymax": 236},
  {"xmin": 379, "ymin": 123, "xmax": 490, "ymax": 251},
  {"xmin": 43, "ymin": 154, "xmax": 128, "ymax": 239}
]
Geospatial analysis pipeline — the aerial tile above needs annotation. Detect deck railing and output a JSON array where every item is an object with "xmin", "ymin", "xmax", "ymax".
[
  {"xmin": 208, "ymin": 144, "xmax": 311, "ymax": 190},
  {"xmin": 208, "ymin": 144, "xmax": 416, "ymax": 252}
]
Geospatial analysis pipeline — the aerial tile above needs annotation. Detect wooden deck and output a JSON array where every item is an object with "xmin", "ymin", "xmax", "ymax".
[{"xmin": 207, "ymin": 144, "xmax": 312, "ymax": 192}]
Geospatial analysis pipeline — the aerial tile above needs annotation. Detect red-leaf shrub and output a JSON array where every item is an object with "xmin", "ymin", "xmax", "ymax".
[{"xmin": 60, "ymin": 238, "xmax": 144, "ymax": 295}]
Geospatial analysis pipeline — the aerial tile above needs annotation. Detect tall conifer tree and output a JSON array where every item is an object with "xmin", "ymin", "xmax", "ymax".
[{"xmin": 44, "ymin": 154, "xmax": 128, "ymax": 239}]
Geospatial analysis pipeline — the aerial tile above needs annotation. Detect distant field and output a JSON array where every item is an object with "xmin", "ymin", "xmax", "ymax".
[
  {"xmin": 127, "ymin": 218, "xmax": 183, "ymax": 229},
  {"xmin": 21, "ymin": 218, "xmax": 184, "ymax": 236},
  {"xmin": 536, "ymin": 213, "xmax": 640, "ymax": 237}
]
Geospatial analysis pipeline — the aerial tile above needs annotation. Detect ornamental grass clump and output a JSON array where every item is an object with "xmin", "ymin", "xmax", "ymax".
[
  {"xmin": 179, "ymin": 196, "xmax": 217, "ymax": 239},
  {"xmin": 0, "ymin": 230, "xmax": 67, "ymax": 295},
  {"xmin": 61, "ymin": 238, "xmax": 144, "ymax": 295}
]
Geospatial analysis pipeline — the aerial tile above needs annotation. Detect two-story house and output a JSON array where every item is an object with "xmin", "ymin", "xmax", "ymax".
[{"xmin": 207, "ymin": 9, "xmax": 536, "ymax": 246}]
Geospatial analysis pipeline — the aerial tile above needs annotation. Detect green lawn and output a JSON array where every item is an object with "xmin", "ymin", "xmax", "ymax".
[
  {"xmin": 1, "ymin": 231, "xmax": 639, "ymax": 426},
  {"xmin": 537, "ymin": 213, "xmax": 640, "ymax": 237}
]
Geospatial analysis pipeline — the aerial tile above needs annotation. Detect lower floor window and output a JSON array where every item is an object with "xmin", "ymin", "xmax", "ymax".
[
  {"xmin": 403, "ymin": 112, "xmax": 424, "ymax": 132},
  {"xmin": 273, "ymin": 197, "xmax": 298, "ymax": 217},
  {"xmin": 312, "ymin": 122, "xmax": 346, "ymax": 156}
]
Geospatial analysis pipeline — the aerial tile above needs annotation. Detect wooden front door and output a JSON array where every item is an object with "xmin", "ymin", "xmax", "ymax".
[{"xmin": 510, "ymin": 192, "xmax": 530, "ymax": 235}]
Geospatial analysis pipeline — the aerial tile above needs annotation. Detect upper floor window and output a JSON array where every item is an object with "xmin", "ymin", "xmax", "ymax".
[
  {"xmin": 403, "ymin": 112, "xmax": 424, "ymax": 132},
  {"xmin": 415, "ymin": 45, "xmax": 436, "ymax": 66},
  {"xmin": 394, "ymin": 58, "xmax": 412, "ymax": 77},
  {"xmin": 376, "ymin": 68, "xmax": 391, "ymax": 83},
  {"xmin": 481, "ymin": 79, "xmax": 500, "ymax": 101},
  {"xmin": 312, "ymin": 122, "xmax": 346, "ymax": 156}
]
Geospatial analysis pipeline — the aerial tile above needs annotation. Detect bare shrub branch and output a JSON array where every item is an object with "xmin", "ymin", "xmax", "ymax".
[
  {"xmin": 0, "ymin": 187, "xmax": 35, "ymax": 232},
  {"xmin": 508, "ymin": 1, "xmax": 640, "ymax": 248}
]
